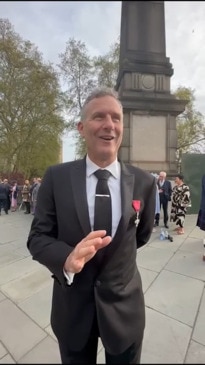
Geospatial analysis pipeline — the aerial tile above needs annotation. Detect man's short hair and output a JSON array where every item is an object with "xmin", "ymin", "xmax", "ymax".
[
  {"xmin": 80, "ymin": 87, "xmax": 122, "ymax": 120},
  {"xmin": 159, "ymin": 171, "xmax": 167, "ymax": 178}
]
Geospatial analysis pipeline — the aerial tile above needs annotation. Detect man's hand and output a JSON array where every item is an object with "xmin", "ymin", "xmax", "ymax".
[{"xmin": 64, "ymin": 230, "xmax": 112, "ymax": 274}]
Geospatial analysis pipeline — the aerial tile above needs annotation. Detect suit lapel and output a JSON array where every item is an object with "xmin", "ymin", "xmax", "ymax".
[
  {"xmin": 70, "ymin": 158, "xmax": 91, "ymax": 236},
  {"xmin": 120, "ymin": 162, "xmax": 135, "ymax": 233}
]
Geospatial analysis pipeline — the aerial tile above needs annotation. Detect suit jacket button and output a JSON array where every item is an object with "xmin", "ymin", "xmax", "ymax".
[{"xmin": 95, "ymin": 280, "xmax": 101, "ymax": 287}]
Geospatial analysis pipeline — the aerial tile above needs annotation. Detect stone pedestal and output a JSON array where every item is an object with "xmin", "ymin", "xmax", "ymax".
[{"xmin": 116, "ymin": 1, "xmax": 187, "ymax": 175}]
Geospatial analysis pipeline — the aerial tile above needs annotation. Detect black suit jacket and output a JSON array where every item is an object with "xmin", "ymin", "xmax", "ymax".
[
  {"xmin": 27, "ymin": 158, "xmax": 156, "ymax": 355},
  {"xmin": 157, "ymin": 180, "xmax": 172, "ymax": 202}
]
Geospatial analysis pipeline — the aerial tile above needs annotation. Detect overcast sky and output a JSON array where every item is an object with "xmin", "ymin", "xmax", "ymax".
[{"xmin": 1, "ymin": 1, "xmax": 205, "ymax": 162}]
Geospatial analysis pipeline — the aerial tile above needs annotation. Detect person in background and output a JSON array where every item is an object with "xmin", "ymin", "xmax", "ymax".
[
  {"xmin": 30, "ymin": 177, "xmax": 38, "ymax": 214},
  {"xmin": 196, "ymin": 174, "xmax": 205, "ymax": 260},
  {"xmin": 21, "ymin": 179, "xmax": 31, "ymax": 214},
  {"xmin": 151, "ymin": 173, "xmax": 160, "ymax": 232},
  {"xmin": 170, "ymin": 173, "xmax": 191, "ymax": 235},
  {"xmin": 31, "ymin": 177, "xmax": 41, "ymax": 215},
  {"xmin": 0, "ymin": 178, "xmax": 8, "ymax": 215},
  {"xmin": 154, "ymin": 171, "xmax": 172, "ymax": 229},
  {"xmin": 3, "ymin": 178, "xmax": 11, "ymax": 212},
  {"xmin": 27, "ymin": 87, "xmax": 156, "ymax": 364},
  {"xmin": 11, "ymin": 181, "xmax": 19, "ymax": 212}
]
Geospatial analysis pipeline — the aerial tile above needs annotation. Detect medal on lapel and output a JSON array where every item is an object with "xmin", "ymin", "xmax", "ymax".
[{"xmin": 132, "ymin": 200, "xmax": 141, "ymax": 227}]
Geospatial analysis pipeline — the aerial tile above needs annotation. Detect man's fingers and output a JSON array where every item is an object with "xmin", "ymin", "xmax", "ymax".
[
  {"xmin": 64, "ymin": 235, "xmax": 112, "ymax": 273},
  {"xmin": 77, "ymin": 236, "xmax": 112, "ymax": 266},
  {"xmin": 77, "ymin": 236, "xmax": 112, "ymax": 260},
  {"xmin": 81, "ymin": 230, "xmax": 111, "ymax": 248},
  {"xmin": 82, "ymin": 230, "xmax": 107, "ymax": 242}
]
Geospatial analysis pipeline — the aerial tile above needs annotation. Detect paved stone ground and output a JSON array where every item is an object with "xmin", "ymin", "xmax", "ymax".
[{"xmin": 0, "ymin": 210, "xmax": 205, "ymax": 363}]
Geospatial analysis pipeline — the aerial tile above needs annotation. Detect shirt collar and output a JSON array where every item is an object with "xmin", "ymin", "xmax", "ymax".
[{"xmin": 86, "ymin": 155, "xmax": 120, "ymax": 179}]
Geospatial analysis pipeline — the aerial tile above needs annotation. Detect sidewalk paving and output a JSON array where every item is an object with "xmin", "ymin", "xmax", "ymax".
[{"xmin": 0, "ymin": 210, "xmax": 205, "ymax": 364}]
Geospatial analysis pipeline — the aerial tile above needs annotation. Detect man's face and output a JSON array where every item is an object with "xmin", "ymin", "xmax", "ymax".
[
  {"xmin": 159, "ymin": 174, "xmax": 164, "ymax": 181},
  {"xmin": 78, "ymin": 96, "xmax": 123, "ymax": 166}
]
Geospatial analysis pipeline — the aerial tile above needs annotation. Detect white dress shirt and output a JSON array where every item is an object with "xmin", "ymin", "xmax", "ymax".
[
  {"xmin": 64, "ymin": 155, "xmax": 121, "ymax": 284},
  {"xmin": 159, "ymin": 180, "xmax": 165, "ymax": 187}
]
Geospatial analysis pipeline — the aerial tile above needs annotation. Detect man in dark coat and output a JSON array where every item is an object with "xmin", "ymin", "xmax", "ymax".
[
  {"xmin": 0, "ymin": 179, "xmax": 8, "ymax": 215},
  {"xmin": 154, "ymin": 171, "xmax": 172, "ymax": 228},
  {"xmin": 27, "ymin": 87, "xmax": 156, "ymax": 364},
  {"xmin": 3, "ymin": 179, "xmax": 11, "ymax": 212}
]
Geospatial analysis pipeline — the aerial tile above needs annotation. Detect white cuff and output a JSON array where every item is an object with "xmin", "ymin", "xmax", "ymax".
[{"xmin": 63, "ymin": 269, "xmax": 75, "ymax": 285}]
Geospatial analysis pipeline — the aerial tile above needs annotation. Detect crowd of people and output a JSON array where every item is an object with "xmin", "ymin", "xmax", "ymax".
[
  {"xmin": 0, "ymin": 177, "xmax": 41, "ymax": 216},
  {"xmin": 1, "ymin": 170, "xmax": 194, "ymax": 238}
]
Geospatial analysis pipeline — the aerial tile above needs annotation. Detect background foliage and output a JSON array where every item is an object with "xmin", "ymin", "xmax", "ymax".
[{"xmin": 0, "ymin": 19, "xmax": 204, "ymax": 181}]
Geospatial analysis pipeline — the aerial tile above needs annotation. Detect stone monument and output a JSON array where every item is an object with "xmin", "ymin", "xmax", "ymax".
[{"xmin": 115, "ymin": 1, "xmax": 187, "ymax": 175}]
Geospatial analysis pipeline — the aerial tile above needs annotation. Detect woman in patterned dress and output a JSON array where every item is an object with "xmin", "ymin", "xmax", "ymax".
[{"xmin": 170, "ymin": 174, "xmax": 191, "ymax": 235}]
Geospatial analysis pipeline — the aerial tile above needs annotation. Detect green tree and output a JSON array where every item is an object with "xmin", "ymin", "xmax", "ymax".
[
  {"xmin": 0, "ymin": 18, "xmax": 65, "ymax": 177},
  {"xmin": 58, "ymin": 38, "xmax": 120, "ymax": 159},
  {"xmin": 94, "ymin": 39, "xmax": 120, "ymax": 88},
  {"xmin": 58, "ymin": 38, "xmax": 97, "ymax": 158},
  {"xmin": 174, "ymin": 86, "xmax": 205, "ymax": 170}
]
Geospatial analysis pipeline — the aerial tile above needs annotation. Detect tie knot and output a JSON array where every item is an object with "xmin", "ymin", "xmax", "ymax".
[{"xmin": 94, "ymin": 169, "xmax": 111, "ymax": 181}]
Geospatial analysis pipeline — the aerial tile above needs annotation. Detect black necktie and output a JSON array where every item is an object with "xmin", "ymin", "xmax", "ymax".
[{"xmin": 94, "ymin": 169, "xmax": 112, "ymax": 236}]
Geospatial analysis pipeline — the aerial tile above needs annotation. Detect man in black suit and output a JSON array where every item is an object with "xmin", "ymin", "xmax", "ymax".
[
  {"xmin": 27, "ymin": 88, "xmax": 156, "ymax": 364},
  {"xmin": 154, "ymin": 171, "xmax": 172, "ymax": 229}
]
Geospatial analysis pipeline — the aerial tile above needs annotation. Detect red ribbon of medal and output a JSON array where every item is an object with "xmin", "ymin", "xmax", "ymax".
[{"xmin": 132, "ymin": 200, "xmax": 141, "ymax": 227}]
